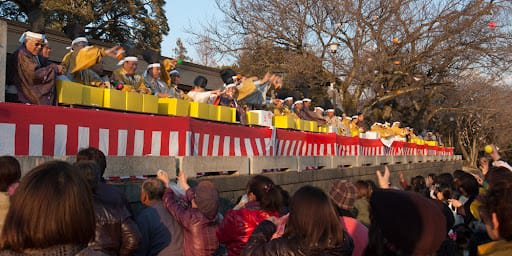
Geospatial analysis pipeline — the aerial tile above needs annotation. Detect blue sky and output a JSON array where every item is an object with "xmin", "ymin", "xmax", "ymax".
[{"xmin": 161, "ymin": 0, "xmax": 221, "ymax": 62}]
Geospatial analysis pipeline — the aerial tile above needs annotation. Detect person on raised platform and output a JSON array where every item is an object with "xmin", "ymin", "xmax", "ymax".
[
  {"xmin": 270, "ymin": 99, "xmax": 290, "ymax": 116},
  {"xmin": 61, "ymin": 37, "xmax": 88, "ymax": 74},
  {"xmin": 187, "ymin": 76, "xmax": 220, "ymax": 103},
  {"xmin": 160, "ymin": 58, "xmax": 178, "ymax": 85},
  {"xmin": 325, "ymin": 109, "xmax": 343, "ymax": 133},
  {"xmin": 302, "ymin": 98, "xmax": 326, "ymax": 124},
  {"xmin": 62, "ymin": 37, "xmax": 123, "ymax": 87},
  {"xmin": 292, "ymin": 100, "xmax": 305, "ymax": 119},
  {"xmin": 112, "ymin": 56, "xmax": 152, "ymax": 94},
  {"xmin": 6, "ymin": 31, "xmax": 65, "ymax": 105},
  {"xmin": 283, "ymin": 97, "xmax": 293, "ymax": 111},
  {"xmin": 39, "ymin": 39, "xmax": 52, "ymax": 67},
  {"xmin": 144, "ymin": 63, "xmax": 174, "ymax": 98}
]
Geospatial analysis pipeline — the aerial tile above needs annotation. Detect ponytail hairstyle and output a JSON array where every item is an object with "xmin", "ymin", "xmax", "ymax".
[{"xmin": 247, "ymin": 175, "xmax": 284, "ymax": 213}]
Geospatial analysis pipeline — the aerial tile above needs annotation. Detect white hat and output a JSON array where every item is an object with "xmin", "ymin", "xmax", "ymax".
[
  {"xmin": 393, "ymin": 121, "xmax": 401, "ymax": 125},
  {"xmin": 66, "ymin": 37, "xmax": 88, "ymax": 50},
  {"xmin": 146, "ymin": 63, "xmax": 160, "ymax": 70},
  {"xmin": 326, "ymin": 109, "xmax": 335, "ymax": 112},
  {"xmin": 19, "ymin": 31, "xmax": 44, "ymax": 43},
  {"xmin": 224, "ymin": 83, "xmax": 236, "ymax": 89},
  {"xmin": 285, "ymin": 97, "xmax": 293, "ymax": 101},
  {"xmin": 117, "ymin": 56, "xmax": 138, "ymax": 66},
  {"xmin": 344, "ymin": 116, "xmax": 352, "ymax": 120},
  {"xmin": 314, "ymin": 107, "xmax": 324, "ymax": 112},
  {"xmin": 303, "ymin": 98, "xmax": 312, "ymax": 102},
  {"xmin": 352, "ymin": 115, "xmax": 359, "ymax": 119},
  {"xmin": 294, "ymin": 100, "xmax": 303, "ymax": 104}
]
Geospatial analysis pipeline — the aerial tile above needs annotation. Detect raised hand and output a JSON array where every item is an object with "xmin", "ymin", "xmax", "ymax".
[
  {"xmin": 177, "ymin": 169, "xmax": 190, "ymax": 191},
  {"xmin": 376, "ymin": 165, "xmax": 391, "ymax": 189},
  {"xmin": 156, "ymin": 169, "xmax": 170, "ymax": 188}
]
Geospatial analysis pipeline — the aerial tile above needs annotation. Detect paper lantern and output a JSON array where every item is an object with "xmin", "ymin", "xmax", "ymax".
[
  {"xmin": 177, "ymin": 59, "xmax": 184, "ymax": 65},
  {"xmin": 393, "ymin": 60, "xmax": 401, "ymax": 65},
  {"xmin": 392, "ymin": 37, "xmax": 400, "ymax": 44}
]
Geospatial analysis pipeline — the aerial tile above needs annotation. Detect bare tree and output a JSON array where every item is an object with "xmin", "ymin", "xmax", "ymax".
[
  {"xmin": 195, "ymin": 0, "xmax": 512, "ymax": 123},
  {"xmin": 447, "ymin": 76, "xmax": 512, "ymax": 166},
  {"xmin": 194, "ymin": 35, "xmax": 218, "ymax": 67}
]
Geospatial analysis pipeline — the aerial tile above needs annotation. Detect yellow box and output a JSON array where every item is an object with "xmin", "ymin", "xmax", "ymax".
[
  {"xmin": 142, "ymin": 94, "xmax": 158, "ymax": 114},
  {"xmin": 158, "ymin": 98, "xmax": 189, "ymax": 116},
  {"xmin": 302, "ymin": 121, "xmax": 318, "ymax": 132},
  {"xmin": 189, "ymin": 102, "xmax": 211, "ymax": 120},
  {"xmin": 103, "ymin": 89, "xmax": 126, "ymax": 110},
  {"xmin": 210, "ymin": 105, "xmax": 234, "ymax": 123},
  {"xmin": 56, "ymin": 80, "xmax": 83, "ymax": 105},
  {"xmin": 273, "ymin": 116, "xmax": 295, "ymax": 129},
  {"xmin": 425, "ymin": 140, "xmax": 438, "ymax": 146},
  {"xmin": 318, "ymin": 125, "xmax": 328, "ymax": 133},
  {"xmin": 231, "ymin": 108, "xmax": 237, "ymax": 123},
  {"xmin": 82, "ymin": 86, "xmax": 104, "ymax": 107},
  {"xmin": 294, "ymin": 119, "xmax": 304, "ymax": 130},
  {"xmin": 247, "ymin": 111, "xmax": 260, "ymax": 125},
  {"xmin": 125, "ymin": 92, "xmax": 143, "ymax": 112}
]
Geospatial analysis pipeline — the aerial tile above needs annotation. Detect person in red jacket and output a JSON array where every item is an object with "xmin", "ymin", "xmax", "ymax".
[{"xmin": 217, "ymin": 175, "xmax": 286, "ymax": 256}]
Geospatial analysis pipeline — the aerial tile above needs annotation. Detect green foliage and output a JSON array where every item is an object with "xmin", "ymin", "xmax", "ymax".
[{"xmin": 1, "ymin": 0, "xmax": 169, "ymax": 51}]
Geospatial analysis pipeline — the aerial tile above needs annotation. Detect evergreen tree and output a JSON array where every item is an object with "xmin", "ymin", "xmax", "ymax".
[
  {"xmin": 0, "ymin": 0, "xmax": 169, "ymax": 51},
  {"xmin": 173, "ymin": 38, "xmax": 191, "ymax": 61}
]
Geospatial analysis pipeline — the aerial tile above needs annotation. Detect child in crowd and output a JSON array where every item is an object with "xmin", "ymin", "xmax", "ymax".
[{"xmin": 157, "ymin": 169, "xmax": 220, "ymax": 256}]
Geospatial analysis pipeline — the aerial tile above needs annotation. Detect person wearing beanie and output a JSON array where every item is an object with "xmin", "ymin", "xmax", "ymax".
[
  {"xmin": 329, "ymin": 180, "xmax": 369, "ymax": 256},
  {"xmin": 157, "ymin": 170, "xmax": 219, "ymax": 256},
  {"xmin": 365, "ymin": 188, "xmax": 447, "ymax": 255}
]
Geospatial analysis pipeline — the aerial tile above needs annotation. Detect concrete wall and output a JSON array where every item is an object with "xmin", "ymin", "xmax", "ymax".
[
  {"xmin": 16, "ymin": 155, "xmax": 462, "ymax": 177},
  {"xmin": 14, "ymin": 154, "xmax": 463, "ymax": 215},
  {"xmin": 115, "ymin": 160, "xmax": 463, "ymax": 215}
]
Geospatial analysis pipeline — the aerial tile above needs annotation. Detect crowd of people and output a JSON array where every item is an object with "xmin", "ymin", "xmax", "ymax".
[
  {"xmin": 5, "ymin": 31, "xmax": 449, "ymax": 141},
  {"xmin": 1, "ymin": 144, "xmax": 512, "ymax": 255}
]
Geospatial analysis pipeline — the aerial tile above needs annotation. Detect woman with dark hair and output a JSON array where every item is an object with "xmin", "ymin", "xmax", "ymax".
[
  {"xmin": 187, "ymin": 75, "xmax": 220, "ymax": 103},
  {"xmin": 478, "ymin": 177, "xmax": 512, "ymax": 255},
  {"xmin": 0, "ymin": 156, "xmax": 21, "ymax": 231},
  {"xmin": 0, "ymin": 161, "xmax": 101, "ymax": 255},
  {"xmin": 449, "ymin": 172, "xmax": 480, "ymax": 225},
  {"xmin": 242, "ymin": 185, "xmax": 353, "ymax": 256},
  {"xmin": 217, "ymin": 175, "xmax": 284, "ymax": 256}
]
